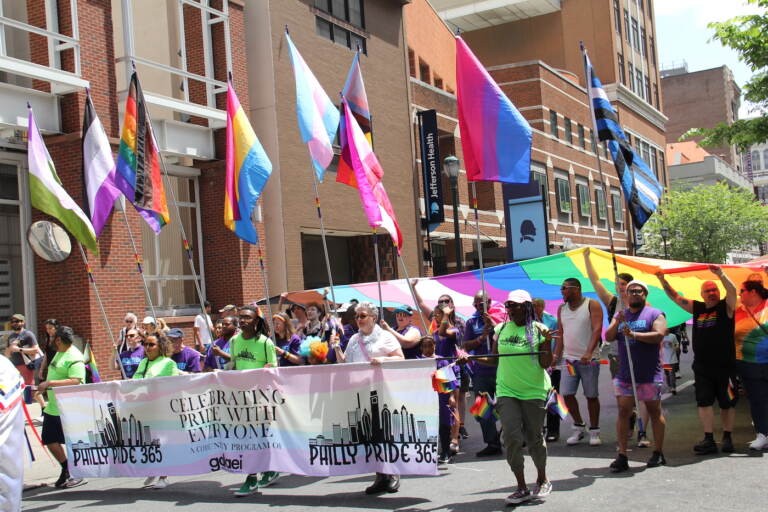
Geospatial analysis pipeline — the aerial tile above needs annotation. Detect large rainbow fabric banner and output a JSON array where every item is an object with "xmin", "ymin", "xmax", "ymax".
[
  {"xmin": 455, "ymin": 36, "xmax": 531, "ymax": 184},
  {"xmin": 286, "ymin": 247, "xmax": 767, "ymax": 328},
  {"xmin": 224, "ymin": 80, "xmax": 273, "ymax": 244},
  {"xmin": 55, "ymin": 360, "xmax": 438, "ymax": 478}
]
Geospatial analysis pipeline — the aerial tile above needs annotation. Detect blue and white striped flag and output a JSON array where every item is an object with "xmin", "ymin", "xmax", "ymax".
[{"xmin": 583, "ymin": 49, "xmax": 662, "ymax": 230}]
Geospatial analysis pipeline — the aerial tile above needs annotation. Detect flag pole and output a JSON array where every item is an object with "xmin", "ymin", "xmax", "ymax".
[
  {"xmin": 76, "ymin": 243, "xmax": 127, "ymax": 379},
  {"xmin": 396, "ymin": 252, "xmax": 428, "ymax": 334},
  {"xmin": 310, "ymin": 171, "xmax": 339, "ymax": 315},
  {"xmin": 118, "ymin": 208, "xmax": 159, "ymax": 322},
  {"xmin": 255, "ymin": 238, "xmax": 276, "ymax": 338},
  {"xmin": 372, "ymin": 228, "xmax": 384, "ymax": 313},
  {"xmin": 580, "ymin": 41, "xmax": 639, "ymax": 408},
  {"xmin": 470, "ymin": 182, "xmax": 488, "ymax": 309}
]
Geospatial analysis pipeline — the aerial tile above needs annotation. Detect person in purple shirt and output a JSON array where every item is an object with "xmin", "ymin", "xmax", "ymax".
[
  {"xmin": 605, "ymin": 280, "xmax": 668, "ymax": 473},
  {"xmin": 381, "ymin": 306, "xmax": 422, "ymax": 359},
  {"xmin": 273, "ymin": 313, "xmax": 303, "ymax": 366},
  {"xmin": 463, "ymin": 291, "xmax": 501, "ymax": 456},
  {"xmin": 167, "ymin": 328, "xmax": 201, "ymax": 373},
  {"xmin": 203, "ymin": 316, "xmax": 238, "ymax": 371},
  {"xmin": 111, "ymin": 328, "xmax": 144, "ymax": 378}
]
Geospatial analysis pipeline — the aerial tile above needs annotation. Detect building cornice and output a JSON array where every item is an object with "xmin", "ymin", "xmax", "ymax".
[{"xmin": 604, "ymin": 83, "xmax": 668, "ymax": 130}]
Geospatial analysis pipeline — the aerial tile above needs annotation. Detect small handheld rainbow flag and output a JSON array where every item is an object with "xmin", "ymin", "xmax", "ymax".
[
  {"xmin": 469, "ymin": 392, "xmax": 497, "ymax": 421},
  {"xmin": 727, "ymin": 381, "xmax": 736, "ymax": 401},
  {"xmin": 546, "ymin": 389, "xmax": 569, "ymax": 420},
  {"xmin": 432, "ymin": 364, "xmax": 458, "ymax": 394},
  {"xmin": 566, "ymin": 360, "xmax": 576, "ymax": 376},
  {"xmin": 83, "ymin": 343, "xmax": 101, "ymax": 383}
]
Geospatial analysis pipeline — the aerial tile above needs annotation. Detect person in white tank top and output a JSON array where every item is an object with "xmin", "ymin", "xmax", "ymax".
[{"xmin": 555, "ymin": 278, "xmax": 604, "ymax": 446}]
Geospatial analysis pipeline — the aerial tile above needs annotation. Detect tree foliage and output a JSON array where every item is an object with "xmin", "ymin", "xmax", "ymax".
[
  {"xmin": 683, "ymin": 0, "xmax": 768, "ymax": 149},
  {"xmin": 640, "ymin": 183, "xmax": 768, "ymax": 263}
]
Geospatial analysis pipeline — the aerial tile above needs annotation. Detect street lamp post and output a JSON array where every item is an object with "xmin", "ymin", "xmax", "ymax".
[
  {"xmin": 660, "ymin": 227, "xmax": 669, "ymax": 259},
  {"xmin": 443, "ymin": 155, "xmax": 463, "ymax": 273}
]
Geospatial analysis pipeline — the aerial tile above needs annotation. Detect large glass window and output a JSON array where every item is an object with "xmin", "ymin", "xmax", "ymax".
[
  {"xmin": 0, "ymin": 162, "xmax": 24, "ymax": 327},
  {"xmin": 595, "ymin": 187, "xmax": 608, "ymax": 229},
  {"xmin": 564, "ymin": 118, "xmax": 573, "ymax": 145},
  {"xmin": 555, "ymin": 175, "xmax": 572, "ymax": 224},
  {"xmin": 550, "ymin": 110, "xmax": 559, "ymax": 138},
  {"xmin": 578, "ymin": 124, "xmax": 586, "ymax": 149},
  {"xmin": 314, "ymin": 0, "xmax": 367, "ymax": 52},
  {"xmin": 611, "ymin": 190, "xmax": 624, "ymax": 229},
  {"xmin": 141, "ymin": 173, "xmax": 204, "ymax": 313},
  {"xmin": 576, "ymin": 182, "xmax": 591, "ymax": 225},
  {"xmin": 618, "ymin": 53, "xmax": 625, "ymax": 85},
  {"xmin": 614, "ymin": 0, "xmax": 622, "ymax": 36},
  {"xmin": 532, "ymin": 163, "xmax": 549, "ymax": 218}
]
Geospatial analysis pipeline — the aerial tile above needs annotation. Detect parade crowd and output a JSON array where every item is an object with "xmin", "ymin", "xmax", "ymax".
[{"xmin": 3, "ymin": 250, "xmax": 768, "ymax": 506}]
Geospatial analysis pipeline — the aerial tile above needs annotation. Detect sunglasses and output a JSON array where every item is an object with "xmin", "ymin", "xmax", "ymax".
[
  {"xmin": 127, "ymin": 333, "xmax": 138, "ymax": 338},
  {"xmin": 560, "ymin": 286, "xmax": 578, "ymax": 290},
  {"xmin": 143, "ymin": 342, "xmax": 157, "ymax": 347},
  {"xmin": 356, "ymin": 314, "xmax": 370, "ymax": 320},
  {"xmin": 10, "ymin": 319, "xmax": 22, "ymax": 323},
  {"xmin": 505, "ymin": 302, "xmax": 522, "ymax": 308},
  {"xmin": 437, "ymin": 299, "xmax": 451, "ymax": 305},
  {"xmin": 628, "ymin": 289, "xmax": 646, "ymax": 295},
  {"xmin": 125, "ymin": 319, "xmax": 135, "ymax": 323}
]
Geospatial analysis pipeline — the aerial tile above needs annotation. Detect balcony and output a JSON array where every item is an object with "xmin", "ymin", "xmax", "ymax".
[
  {"xmin": 669, "ymin": 155, "xmax": 753, "ymax": 191},
  {"xmin": 430, "ymin": 0, "xmax": 562, "ymax": 31}
]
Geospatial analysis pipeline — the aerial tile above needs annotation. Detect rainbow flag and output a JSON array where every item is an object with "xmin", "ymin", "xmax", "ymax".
[
  {"xmin": 727, "ymin": 381, "xmax": 736, "ymax": 401},
  {"xmin": 469, "ymin": 392, "xmax": 496, "ymax": 421},
  {"xmin": 546, "ymin": 389, "xmax": 569, "ymax": 420},
  {"xmin": 285, "ymin": 32, "xmax": 340, "ymax": 182},
  {"xmin": 432, "ymin": 376, "xmax": 457, "ymax": 394},
  {"xmin": 115, "ymin": 71, "xmax": 170, "ymax": 233},
  {"xmin": 432, "ymin": 364, "xmax": 458, "ymax": 393},
  {"xmin": 566, "ymin": 360, "xmax": 576, "ymax": 376},
  {"xmin": 83, "ymin": 344, "xmax": 101, "ymax": 383},
  {"xmin": 455, "ymin": 36, "xmax": 531, "ymax": 183},
  {"xmin": 337, "ymin": 50, "xmax": 371, "ymax": 188},
  {"xmin": 224, "ymin": 79, "xmax": 273, "ymax": 244}
]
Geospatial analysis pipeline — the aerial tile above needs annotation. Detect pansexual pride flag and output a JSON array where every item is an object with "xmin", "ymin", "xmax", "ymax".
[
  {"xmin": 456, "ymin": 37, "xmax": 531, "ymax": 184},
  {"xmin": 225, "ymin": 80, "xmax": 273, "ymax": 244},
  {"xmin": 342, "ymin": 98, "xmax": 403, "ymax": 252},
  {"xmin": 285, "ymin": 32, "xmax": 340, "ymax": 182},
  {"xmin": 337, "ymin": 51, "xmax": 372, "ymax": 188},
  {"xmin": 115, "ymin": 71, "xmax": 170, "ymax": 233}
]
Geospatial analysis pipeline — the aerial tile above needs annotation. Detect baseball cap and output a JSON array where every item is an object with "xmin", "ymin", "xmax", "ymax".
[
  {"xmin": 219, "ymin": 304, "xmax": 237, "ymax": 313},
  {"xmin": 626, "ymin": 280, "xmax": 649, "ymax": 295},
  {"xmin": 167, "ymin": 328, "xmax": 184, "ymax": 339},
  {"xmin": 10, "ymin": 313, "xmax": 25, "ymax": 321},
  {"xmin": 142, "ymin": 316, "xmax": 156, "ymax": 325},
  {"xmin": 394, "ymin": 306, "xmax": 413, "ymax": 315},
  {"xmin": 506, "ymin": 290, "xmax": 532, "ymax": 304}
]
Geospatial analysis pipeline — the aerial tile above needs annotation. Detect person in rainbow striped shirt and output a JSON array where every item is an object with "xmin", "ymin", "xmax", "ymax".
[{"xmin": 734, "ymin": 278, "xmax": 768, "ymax": 451}]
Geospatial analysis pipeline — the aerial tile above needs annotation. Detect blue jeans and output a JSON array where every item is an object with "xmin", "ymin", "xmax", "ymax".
[
  {"xmin": 473, "ymin": 371, "xmax": 500, "ymax": 447},
  {"xmin": 737, "ymin": 361, "xmax": 768, "ymax": 435}
]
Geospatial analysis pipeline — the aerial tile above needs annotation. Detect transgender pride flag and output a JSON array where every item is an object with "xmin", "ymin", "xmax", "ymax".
[
  {"xmin": 456, "ymin": 37, "xmax": 531, "ymax": 184},
  {"xmin": 285, "ymin": 32, "xmax": 340, "ymax": 182}
]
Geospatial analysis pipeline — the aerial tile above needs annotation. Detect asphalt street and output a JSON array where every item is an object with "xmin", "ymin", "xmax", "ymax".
[{"xmin": 21, "ymin": 349, "xmax": 766, "ymax": 512}]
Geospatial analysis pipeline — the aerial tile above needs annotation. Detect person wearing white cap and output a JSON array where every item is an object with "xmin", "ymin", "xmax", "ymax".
[
  {"xmin": 140, "ymin": 316, "xmax": 158, "ymax": 337},
  {"xmin": 605, "ymin": 280, "xmax": 668, "ymax": 473},
  {"xmin": 468, "ymin": 289, "xmax": 554, "ymax": 505}
]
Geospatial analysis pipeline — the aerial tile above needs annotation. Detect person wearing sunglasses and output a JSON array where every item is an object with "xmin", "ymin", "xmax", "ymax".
[
  {"xmin": 111, "ymin": 329, "xmax": 145, "ymax": 379},
  {"xmin": 3, "ymin": 314, "xmax": 42, "ymax": 397},
  {"xmin": 605, "ymin": 280, "xmax": 668, "ymax": 472},
  {"xmin": 734, "ymin": 279, "xmax": 768, "ymax": 451},
  {"xmin": 117, "ymin": 312, "xmax": 138, "ymax": 353},
  {"xmin": 330, "ymin": 302, "xmax": 404, "ymax": 495},
  {"xmin": 656, "ymin": 265, "xmax": 738, "ymax": 455}
]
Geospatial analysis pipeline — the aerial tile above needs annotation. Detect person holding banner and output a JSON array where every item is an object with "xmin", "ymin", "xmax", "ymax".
[
  {"xmin": 37, "ymin": 325, "xmax": 87, "ymax": 489},
  {"xmin": 331, "ymin": 302, "xmax": 405, "ymax": 495},
  {"xmin": 203, "ymin": 317, "xmax": 237, "ymax": 371},
  {"xmin": 273, "ymin": 313, "xmax": 304, "ymax": 366},
  {"xmin": 231, "ymin": 305, "xmax": 279, "ymax": 497},
  {"xmin": 465, "ymin": 290, "xmax": 554, "ymax": 505}
]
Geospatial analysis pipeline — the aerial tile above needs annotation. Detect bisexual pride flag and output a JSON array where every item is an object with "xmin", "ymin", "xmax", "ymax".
[{"xmin": 456, "ymin": 36, "xmax": 531, "ymax": 184}]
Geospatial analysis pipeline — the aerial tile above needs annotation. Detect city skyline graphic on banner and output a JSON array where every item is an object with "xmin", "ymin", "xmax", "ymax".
[{"xmin": 70, "ymin": 401, "xmax": 160, "ymax": 450}]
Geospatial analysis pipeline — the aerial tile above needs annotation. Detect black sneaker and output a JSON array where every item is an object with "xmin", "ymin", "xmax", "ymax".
[
  {"xmin": 476, "ymin": 445, "xmax": 502, "ymax": 457},
  {"xmin": 386, "ymin": 475, "xmax": 400, "ymax": 493},
  {"xmin": 459, "ymin": 426, "xmax": 469, "ymax": 439},
  {"xmin": 693, "ymin": 437, "xmax": 718, "ymax": 455},
  {"xmin": 721, "ymin": 436, "xmax": 735, "ymax": 454},
  {"xmin": 365, "ymin": 474, "xmax": 390, "ymax": 495},
  {"xmin": 647, "ymin": 451, "xmax": 667, "ymax": 468},
  {"xmin": 609, "ymin": 454, "xmax": 629, "ymax": 473}
]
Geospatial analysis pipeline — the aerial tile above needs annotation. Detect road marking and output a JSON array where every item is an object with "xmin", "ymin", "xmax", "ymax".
[
  {"xmin": 451, "ymin": 464, "xmax": 484, "ymax": 472},
  {"xmin": 661, "ymin": 379, "xmax": 694, "ymax": 401}
]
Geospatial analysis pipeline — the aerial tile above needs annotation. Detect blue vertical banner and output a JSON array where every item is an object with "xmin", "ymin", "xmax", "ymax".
[
  {"xmin": 417, "ymin": 110, "xmax": 444, "ymax": 225},
  {"xmin": 503, "ymin": 178, "xmax": 549, "ymax": 261}
]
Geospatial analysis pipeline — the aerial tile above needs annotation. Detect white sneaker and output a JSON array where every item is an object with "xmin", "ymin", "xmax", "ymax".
[
  {"xmin": 142, "ymin": 476, "xmax": 156, "ymax": 488},
  {"xmin": 152, "ymin": 477, "xmax": 168, "ymax": 489},
  {"xmin": 748, "ymin": 433, "xmax": 768, "ymax": 451},
  {"xmin": 589, "ymin": 428, "xmax": 602, "ymax": 446},
  {"xmin": 534, "ymin": 480, "xmax": 552, "ymax": 498},
  {"xmin": 566, "ymin": 425, "xmax": 586, "ymax": 445}
]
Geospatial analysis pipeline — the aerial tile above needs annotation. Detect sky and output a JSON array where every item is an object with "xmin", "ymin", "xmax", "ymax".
[{"xmin": 655, "ymin": 0, "xmax": 763, "ymax": 119}]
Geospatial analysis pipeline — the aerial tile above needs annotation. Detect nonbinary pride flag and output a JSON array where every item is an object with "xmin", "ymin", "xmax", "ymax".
[
  {"xmin": 337, "ymin": 50, "xmax": 372, "ymax": 188},
  {"xmin": 82, "ymin": 91, "xmax": 122, "ymax": 237},
  {"xmin": 27, "ymin": 105, "xmax": 99, "ymax": 255},
  {"xmin": 285, "ymin": 32, "xmax": 340, "ymax": 182},
  {"xmin": 342, "ymin": 98, "xmax": 403, "ymax": 252},
  {"xmin": 224, "ymin": 80, "xmax": 273, "ymax": 244},
  {"xmin": 456, "ymin": 36, "xmax": 531, "ymax": 183},
  {"xmin": 115, "ymin": 71, "xmax": 170, "ymax": 233},
  {"xmin": 583, "ymin": 48, "xmax": 662, "ymax": 229}
]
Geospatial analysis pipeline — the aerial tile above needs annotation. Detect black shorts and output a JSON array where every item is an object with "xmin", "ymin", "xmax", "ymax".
[
  {"xmin": 42, "ymin": 412, "xmax": 65, "ymax": 445},
  {"xmin": 694, "ymin": 370, "xmax": 736, "ymax": 409},
  {"xmin": 459, "ymin": 366, "xmax": 471, "ymax": 392}
]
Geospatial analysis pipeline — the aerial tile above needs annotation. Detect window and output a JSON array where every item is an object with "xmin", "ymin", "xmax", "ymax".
[
  {"xmin": 631, "ymin": 18, "xmax": 640, "ymax": 51},
  {"xmin": 564, "ymin": 118, "xmax": 573, "ymax": 144},
  {"xmin": 654, "ymin": 83, "xmax": 660, "ymax": 108},
  {"xmin": 419, "ymin": 59, "xmax": 430, "ymax": 83},
  {"xmin": 550, "ymin": 110, "xmax": 559, "ymax": 138},
  {"xmin": 555, "ymin": 176, "xmax": 572, "ymax": 223},
  {"xmin": 612, "ymin": 190, "xmax": 624, "ymax": 228},
  {"xmin": 628, "ymin": 63, "xmax": 635, "ymax": 91},
  {"xmin": 578, "ymin": 124, "xmax": 586, "ymax": 149},
  {"xmin": 614, "ymin": 0, "xmax": 622, "ymax": 36},
  {"xmin": 752, "ymin": 151, "xmax": 761, "ymax": 170},
  {"xmin": 433, "ymin": 74, "xmax": 443, "ymax": 90},
  {"xmin": 644, "ymin": 76, "xmax": 651, "ymax": 104},
  {"xmin": 650, "ymin": 36, "xmax": 656, "ymax": 66},
  {"xmin": 604, "ymin": 141, "xmax": 610, "ymax": 159},
  {"xmin": 595, "ymin": 188, "xmax": 608, "ymax": 222},
  {"xmin": 659, "ymin": 151, "xmax": 667, "ymax": 187},
  {"xmin": 641, "ymin": 28, "xmax": 647, "ymax": 57},
  {"xmin": 532, "ymin": 165, "xmax": 549, "ymax": 218},
  {"xmin": 624, "ymin": 9, "xmax": 630, "ymax": 43},
  {"xmin": 408, "ymin": 48, "xmax": 416, "ymax": 78},
  {"xmin": 591, "ymin": 131, "xmax": 597, "ymax": 154},
  {"xmin": 576, "ymin": 182, "xmax": 591, "ymax": 225},
  {"xmin": 618, "ymin": 53, "xmax": 625, "ymax": 85},
  {"xmin": 314, "ymin": 0, "xmax": 367, "ymax": 52},
  {"xmin": 636, "ymin": 69, "xmax": 644, "ymax": 99},
  {"xmin": 650, "ymin": 147, "xmax": 658, "ymax": 179},
  {"xmin": 141, "ymin": 173, "xmax": 204, "ymax": 312},
  {"xmin": 638, "ymin": 0, "xmax": 644, "ymax": 13}
]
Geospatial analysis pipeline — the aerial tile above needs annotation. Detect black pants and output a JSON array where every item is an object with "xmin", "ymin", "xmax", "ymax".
[{"xmin": 546, "ymin": 369, "xmax": 561, "ymax": 436}]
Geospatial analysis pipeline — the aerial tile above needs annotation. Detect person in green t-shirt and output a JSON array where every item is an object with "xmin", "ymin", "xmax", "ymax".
[
  {"xmin": 465, "ymin": 290, "xmax": 554, "ymax": 506},
  {"xmin": 231, "ymin": 305, "xmax": 278, "ymax": 497},
  {"xmin": 36, "ymin": 326, "xmax": 86, "ymax": 489}
]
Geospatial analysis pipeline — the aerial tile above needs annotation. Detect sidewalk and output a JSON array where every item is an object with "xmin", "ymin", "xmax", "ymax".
[{"xmin": 22, "ymin": 401, "xmax": 60, "ymax": 491}]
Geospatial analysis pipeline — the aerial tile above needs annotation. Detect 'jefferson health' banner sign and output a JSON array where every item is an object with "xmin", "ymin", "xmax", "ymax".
[{"xmin": 55, "ymin": 359, "xmax": 438, "ymax": 478}]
